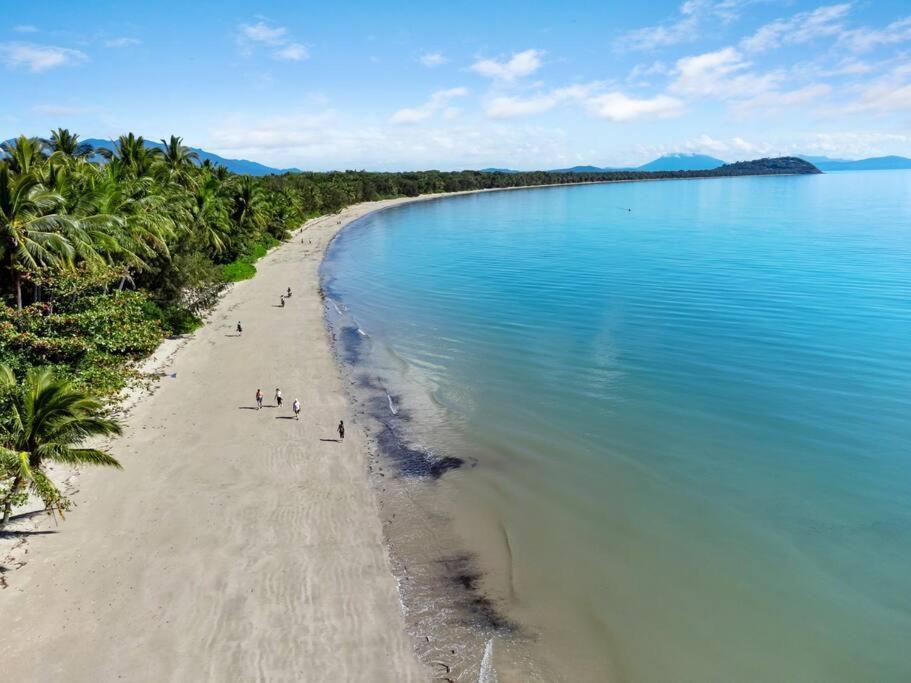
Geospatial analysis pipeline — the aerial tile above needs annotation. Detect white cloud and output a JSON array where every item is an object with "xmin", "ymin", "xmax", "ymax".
[
  {"xmin": 741, "ymin": 3, "xmax": 851, "ymax": 53},
  {"xmin": 843, "ymin": 64, "xmax": 911, "ymax": 114},
  {"xmin": 670, "ymin": 47, "xmax": 781, "ymax": 98},
  {"xmin": 274, "ymin": 42, "xmax": 308, "ymax": 61},
  {"xmin": 13, "ymin": 25, "xmax": 38, "ymax": 33},
  {"xmin": 616, "ymin": 0, "xmax": 755, "ymax": 51},
  {"xmin": 587, "ymin": 92, "xmax": 684, "ymax": 121},
  {"xmin": 471, "ymin": 49, "xmax": 543, "ymax": 81},
  {"xmin": 209, "ymin": 111, "xmax": 585, "ymax": 171},
  {"xmin": 237, "ymin": 20, "xmax": 308, "ymax": 61},
  {"xmin": 485, "ymin": 82, "xmax": 682, "ymax": 123},
  {"xmin": 420, "ymin": 52, "xmax": 447, "ymax": 67},
  {"xmin": 104, "ymin": 37, "xmax": 141, "ymax": 48},
  {"xmin": 485, "ymin": 83, "xmax": 600, "ymax": 119},
  {"xmin": 390, "ymin": 87, "xmax": 469, "ymax": 124},
  {"xmin": 733, "ymin": 83, "xmax": 832, "ymax": 115},
  {"xmin": 0, "ymin": 42, "xmax": 88, "ymax": 72},
  {"xmin": 840, "ymin": 16, "xmax": 911, "ymax": 53},
  {"xmin": 628, "ymin": 61, "xmax": 670, "ymax": 84},
  {"xmin": 240, "ymin": 21, "xmax": 287, "ymax": 45}
]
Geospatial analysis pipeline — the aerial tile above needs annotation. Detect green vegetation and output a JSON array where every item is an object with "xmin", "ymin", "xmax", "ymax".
[
  {"xmin": 0, "ymin": 363, "xmax": 122, "ymax": 529},
  {"xmin": 0, "ymin": 130, "xmax": 301, "ymax": 398}
]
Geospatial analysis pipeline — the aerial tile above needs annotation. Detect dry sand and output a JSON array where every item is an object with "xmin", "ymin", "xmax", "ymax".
[{"xmin": 0, "ymin": 196, "xmax": 451, "ymax": 682}]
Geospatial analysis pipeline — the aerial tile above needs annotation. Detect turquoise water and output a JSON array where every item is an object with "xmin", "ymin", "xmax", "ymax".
[{"xmin": 323, "ymin": 172, "xmax": 911, "ymax": 681}]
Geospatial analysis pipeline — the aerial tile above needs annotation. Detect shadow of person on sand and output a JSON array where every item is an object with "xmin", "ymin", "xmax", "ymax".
[
  {"xmin": 275, "ymin": 416, "xmax": 296, "ymax": 420},
  {"xmin": 238, "ymin": 406, "xmax": 258, "ymax": 410},
  {"xmin": 319, "ymin": 438, "xmax": 340, "ymax": 442}
]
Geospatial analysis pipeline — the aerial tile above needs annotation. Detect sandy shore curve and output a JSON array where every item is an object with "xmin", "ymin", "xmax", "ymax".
[{"xmin": 0, "ymin": 196, "xmax": 446, "ymax": 681}]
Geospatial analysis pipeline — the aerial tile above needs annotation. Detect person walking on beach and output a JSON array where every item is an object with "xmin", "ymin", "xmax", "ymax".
[
  {"xmin": 236, "ymin": 321, "xmax": 243, "ymax": 335},
  {"xmin": 280, "ymin": 295, "xmax": 285, "ymax": 308},
  {"xmin": 275, "ymin": 388, "xmax": 283, "ymax": 407},
  {"xmin": 292, "ymin": 399, "xmax": 301, "ymax": 420},
  {"xmin": 255, "ymin": 388, "xmax": 263, "ymax": 410},
  {"xmin": 337, "ymin": 420, "xmax": 345, "ymax": 440},
  {"xmin": 286, "ymin": 287, "xmax": 292, "ymax": 298}
]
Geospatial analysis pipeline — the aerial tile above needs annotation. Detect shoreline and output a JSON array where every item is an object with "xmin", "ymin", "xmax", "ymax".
[{"xmin": 0, "ymin": 172, "xmax": 815, "ymax": 679}]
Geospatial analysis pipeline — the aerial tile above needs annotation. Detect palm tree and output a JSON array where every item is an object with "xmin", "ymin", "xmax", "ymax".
[
  {"xmin": 73, "ymin": 167, "xmax": 175, "ymax": 285},
  {"xmin": 0, "ymin": 163, "xmax": 77, "ymax": 307},
  {"xmin": 185, "ymin": 171, "xmax": 231, "ymax": 255},
  {"xmin": 230, "ymin": 175, "xmax": 267, "ymax": 232},
  {"xmin": 0, "ymin": 364, "xmax": 121, "ymax": 529},
  {"xmin": 0, "ymin": 136, "xmax": 48, "ymax": 175},
  {"xmin": 97, "ymin": 133, "xmax": 160, "ymax": 178},
  {"xmin": 45, "ymin": 128, "xmax": 94, "ymax": 159},
  {"xmin": 160, "ymin": 135, "xmax": 199, "ymax": 169}
]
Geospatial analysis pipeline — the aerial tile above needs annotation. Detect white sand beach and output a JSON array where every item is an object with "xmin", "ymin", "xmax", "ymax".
[{"xmin": 0, "ymin": 197, "xmax": 441, "ymax": 681}]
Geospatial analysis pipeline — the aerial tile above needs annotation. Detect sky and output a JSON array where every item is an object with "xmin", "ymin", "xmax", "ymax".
[{"xmin": 2, "ymin": 0, "xmax": 911, "ymax": 170}]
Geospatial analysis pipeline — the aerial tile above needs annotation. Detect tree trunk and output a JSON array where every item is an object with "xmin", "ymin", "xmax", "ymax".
[
  {"xmin": 14, "ymin": 271, "xmax": 22, "ymax": 309},
  {"xmin": 1, "ymin": 473, "xmax": 22, "ymax": 529}
]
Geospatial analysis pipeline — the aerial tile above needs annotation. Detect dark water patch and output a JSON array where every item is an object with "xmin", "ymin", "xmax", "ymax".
[
  {"xmin": 376, "ymin": 421, "xmax": 464, "ymax": 479},
  {"xmin": 439, "ymin": 554, "xmax": 518, "ymax": 634},
  {"xmin": 336, "ymin": 325, "xmax": 364, "ymax": 364}
]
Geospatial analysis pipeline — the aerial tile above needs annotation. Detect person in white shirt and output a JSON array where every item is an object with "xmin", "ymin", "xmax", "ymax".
[
  {"xmin": 275, "ymin": 388, "xmax": 283, "ymax": 407},
  {"xmin": 292, "ymin": 399, "xmax": 301, "ymax": 420}
]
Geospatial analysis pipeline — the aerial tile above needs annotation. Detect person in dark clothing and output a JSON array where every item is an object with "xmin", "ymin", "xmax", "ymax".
[{"xmin": 337, "ymin": 420, "xmax": 345, "ymax": 440}]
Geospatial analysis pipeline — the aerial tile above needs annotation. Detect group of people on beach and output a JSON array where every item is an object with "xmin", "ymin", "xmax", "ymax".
[
  {"xmin": 238, "ymin": 286, "xmax": 345, "ymax": 441},
  {"xmin": 253, "ymin": 387, "xmax": 344, "ymax": 439}
]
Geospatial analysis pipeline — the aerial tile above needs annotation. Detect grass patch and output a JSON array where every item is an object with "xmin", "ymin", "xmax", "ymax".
[
  {"xmin": 222, "ymin": 260, "xmax": 257, "ymax": 282},
  {"xmin": 222, "ymin": 234, "xmax": 281, "ymax": 283}
]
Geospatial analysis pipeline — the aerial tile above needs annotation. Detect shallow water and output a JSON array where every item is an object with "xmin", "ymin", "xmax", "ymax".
[{"xmin": 322, "ymin": 172, "xmax": 911, "ymax": 682}]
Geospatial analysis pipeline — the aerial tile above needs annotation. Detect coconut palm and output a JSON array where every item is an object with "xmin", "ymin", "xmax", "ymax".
[
  {"xmin": 0, "ymin": 163, "xmax": 77, "ymax": 307},
  {"xmin": 0, "ymin": 364, "xmax": 121, "ymax": 529},
  {"xmin": 74, "ymin": 168, "xmax": 176, "ymax": 285},
  {"xmin": 160, "ymin": 135, "xmax": 199, "ymax": 169},
  {"xmin": 230, "ymin": 175, "xmax": 267, "ymax": 232},
  {"xmin": 0, "ymin": 136, "xmax": 48, "ymax": 175},
  {"xmin": 45, "ymin": 128, "xmax": 94, "ymax": 159},
  {"xmin": 186, "ymin": 171, "xmax": 231, "ymax": 255},
  {"xmin": 98, "ymin": 133, "xmax": 160, "ymax": 178}
]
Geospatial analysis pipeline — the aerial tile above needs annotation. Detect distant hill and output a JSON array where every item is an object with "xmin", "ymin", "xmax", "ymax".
[
  {"xmin": 81, "ymin": 138, "xmax": 297, "ymax": 176},
  {"xmin": 796, "ymin": 155, "xmax": 911, "ymax": 171},
  {"xmin": 546, "ymin": 153, "xmax": 725, "ymax": 174},
  {"xmin": 714, "ymin": 157, "xmax": 820, "ymax": 175},
  {"xmin": 637, "ymin": 153, "xmax": 725, "ymax": 172},
  {"xmin": 549, "ymin": 164, "xmax": 630, "ymax": 173},
  {"xmin": 476, "ymin": 156, "xmax": 818, "ymax": 178}
]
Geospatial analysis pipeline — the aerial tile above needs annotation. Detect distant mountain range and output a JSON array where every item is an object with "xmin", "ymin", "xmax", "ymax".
[
  {"xmin": 485, "ymin": 152, "xmax": 911, "ymax": 174},
  {"xmin": 796, "ymin": 155, "xmax": 911, "ymax": 171},
  {"xmin": 79, "ymin": 139, "xmax": 298, "ymax": 176},
  {"xmin": 486, "ymin": 154, "xmax": 728, "ymax": 174}
]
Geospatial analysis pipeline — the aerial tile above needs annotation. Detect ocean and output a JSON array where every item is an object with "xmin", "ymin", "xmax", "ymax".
[{"xmin": 321, "ymin": 171, "xmax": 911, "ymax": 681}]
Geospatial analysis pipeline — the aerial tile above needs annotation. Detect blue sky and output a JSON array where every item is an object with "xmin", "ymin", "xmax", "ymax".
[{"xmin": 3, "ymin": 1, "xmax": 911, "ymax": 170}]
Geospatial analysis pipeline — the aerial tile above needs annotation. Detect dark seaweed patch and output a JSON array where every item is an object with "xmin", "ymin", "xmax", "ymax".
[
  {"xmin": 376, "ymin": 422, "xmax": 464, "ymax": 479},
  {"xmin": 439, "ymin": 554, "xmax": 517, "ymax": 634},
  {"xmin": 337, "ymin": 325, "xmax": 364, "ymax": 364}
]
